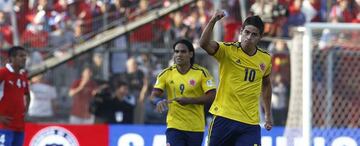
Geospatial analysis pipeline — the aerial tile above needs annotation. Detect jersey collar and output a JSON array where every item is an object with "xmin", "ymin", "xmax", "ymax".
[
  {"xmin": 239, "ymin": 42, "xmax": 258, "ymax": 56},
  {"xmin": 6, "ymin": 63, "xmax": 26, "ymax": 74},
  {"xmin": 6, "ymin": 63, "xmax": 15, "ymax": 73}
]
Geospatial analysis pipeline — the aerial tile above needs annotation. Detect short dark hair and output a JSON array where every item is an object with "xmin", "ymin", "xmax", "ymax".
[
  {"xmin": 172, "ymin": 39, "xmax": 195, "ymax": 65},
  {"xmin": 8, "ymin": 46, "xmax": 26, "ymax": 57},
  {"xmin": 242, "ymin": 15, "xmax": 264, "ymax": 35}
]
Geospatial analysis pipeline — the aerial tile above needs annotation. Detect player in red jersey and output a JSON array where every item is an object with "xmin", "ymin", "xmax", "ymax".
[{"xmin": 0, "ymin": 46, "xmax": 30, "ymax": 146}]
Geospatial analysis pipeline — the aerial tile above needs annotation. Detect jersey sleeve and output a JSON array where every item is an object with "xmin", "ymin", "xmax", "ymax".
[
  {"xmin": 200, "ymin": 68, "xmax": 216, "ymax": 93},
  {"xmin": 213, "ymin": 42, "xmax": 227, "ymax": 62},
  {"xmin": 153, "ymin": 69, "xmax": 168, "ymax": 91}
]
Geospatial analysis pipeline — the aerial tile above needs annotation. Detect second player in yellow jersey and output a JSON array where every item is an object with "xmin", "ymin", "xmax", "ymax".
[{"xmin": 150, "ymin": 39, "xmax": 216, "ymax": 146}]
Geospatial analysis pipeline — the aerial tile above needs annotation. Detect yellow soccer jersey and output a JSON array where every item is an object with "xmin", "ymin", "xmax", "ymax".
[
  {"xmin": 209, "ymin": 42, "xmax": 272, "ymax": 125},
  {"xmin": 154, "ymin": 64, "xmax": 216, "ymax": 132}
]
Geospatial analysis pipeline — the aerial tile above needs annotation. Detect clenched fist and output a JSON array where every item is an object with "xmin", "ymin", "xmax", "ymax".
[{"xmin": 209, "ymin": 10, "xmax": 226, "ymax": 23}]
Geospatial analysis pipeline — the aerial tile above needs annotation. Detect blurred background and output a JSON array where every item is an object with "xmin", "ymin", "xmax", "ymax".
[{"xmin": 0, "ymin": 0, "xmax": 359, "ymax": 145}]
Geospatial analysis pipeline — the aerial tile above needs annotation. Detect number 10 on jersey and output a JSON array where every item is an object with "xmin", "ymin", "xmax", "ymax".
[{"xmin": 244, "ymin": 68, "xmax": 256, "ymax": 82}]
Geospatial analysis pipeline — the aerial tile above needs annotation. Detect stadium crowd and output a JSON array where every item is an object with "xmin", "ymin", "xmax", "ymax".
[{"xmin": 0, "ymin": 0, "xmax": 359, "ymax": 126}]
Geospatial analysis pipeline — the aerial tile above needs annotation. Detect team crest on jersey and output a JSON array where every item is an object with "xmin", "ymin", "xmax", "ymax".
[
  {"xmin": 260, "ymin": 63, "xmax": 266, "ymax": 71},
  {"xmin": 30, "ymin": 126, "xmax": 79, "ymax": 146},
  {"xmin": 189, "ymin": 79, "xmax": 196, "ymax": 86}
]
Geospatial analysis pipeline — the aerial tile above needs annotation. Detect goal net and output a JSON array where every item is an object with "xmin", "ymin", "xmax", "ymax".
[{"xmin": 285, "ymin": 23, "xmax": 360, "ymax": 146}]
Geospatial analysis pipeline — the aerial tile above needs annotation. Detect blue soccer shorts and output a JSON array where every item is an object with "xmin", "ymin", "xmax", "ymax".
[
  {"xmin": 207, "ymin": 116, "xmax": 261, "ymax": 146},
  {"xmin": 166, "ymin": 128, "xmax": 204, "ymax": 146}
]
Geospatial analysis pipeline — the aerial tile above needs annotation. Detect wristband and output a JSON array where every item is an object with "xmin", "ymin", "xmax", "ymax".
[{"xmin": 151, "ymin": 97, "xmax": 164, "ymax": 106}]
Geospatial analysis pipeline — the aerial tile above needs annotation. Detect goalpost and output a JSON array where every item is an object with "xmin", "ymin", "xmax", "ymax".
[{"xmin": 285, "ymin": 23, "xmax": 360, "ymax": 146}]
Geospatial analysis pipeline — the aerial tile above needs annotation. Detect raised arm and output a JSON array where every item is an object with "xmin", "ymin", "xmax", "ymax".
[
  {"xmin": 262, "ymin": 75, "xmax": 273, "ymax": 131},
  {"xmin": 199, "ymin": 11, "xmax": 226, "ymax": 55}
]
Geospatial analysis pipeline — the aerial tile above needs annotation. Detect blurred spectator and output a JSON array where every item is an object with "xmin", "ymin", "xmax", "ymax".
[
  {"xmin": 271, "ymin": 1, "xmax": 289, "ymax": 36},
  {"xmin": 282, "ymin": 0, "xmax": 306, "ymax": 37},
  {"xmin": 250, "ymin": 0, "xmax": 289, "ymax": 37},
  {"xmin": 352, "ymin": 0, "xmax": 360, "ymax": 22},
  {"xmin": 110, "ymin": 51, "xmax": 127, "ymax": 73},
  {"xmin": 136, "ymin": 52, "xmax": 162, "ymax": 83},
  {"xmin": 183, "ymin": 10, "xmax": 203, "ymax": 42},
  {"xmin": 271, "ymin": 74, "xmax": 288, "ymax": 126},
  {"xmin": 26, "ymin": 50, "xmax": 44, "ymax": 68},
  {"xmin": 50, "ymin": 15, "xmax": 76, "ymax": 57},
  {"xmin": 89, "ymin": 0, "xmax": 103, "ymax": 32},
  {"xmin": 0, "ymin": 11, "xmax": 13, "ymax": 46},
  {"xmin": 329, "ymin": 0, "xmax": 353, "ymax": 22},
  {"xmin": 15, "ymin": 0, "xmax": 31, "ymax": 35},
  {"xmin": 106, "ymin": 1, "xmax": 131, "ymax": 53},
  {"xmin": 129, "ymin": 0, "xmax": 157, "ymax": 49},
  {"xmin": 250, "ymin": 0, "xmax": 275, "ymax": 36},
  {"xmin": 73, "ymin": 20, "xmax": 86, "ymax": 43},
  {"xmin": 91, "ymin": 81, "xmax": 135, "ymax": 124},
  {"xmin": 49, "ymin": 12, "xmax": 74, "ymax": 44},
  {"xmin": 28, "ymin": 74, "xmax": 58, "ymax": 123},
  {"xmin": 35, "ymin": 0, "xmax": 51, "ymax": 12},
  {"xmin": 110, "ymin": 57, "xmax": 148, "ymax": 124},
  {"xmin": 269, "ymin": 40, "xmax": 290, "ymax": 84},
  {"xmin": 90, "ymin": 52, "xmax": 108, "ymax": 83},
  {"xmin": 268, "ymin": 39, "xmax": 290, "ymax": 126},
  {"xmin": 68, "ymin": 66, "xmax": 98, "ymax": 124},
  {"xmin": 74, "ymin": 0, "xmax": 93, "ymax": 34},
  {"xmin": 53, "ymin": 0, "xmax": 68, "ymax": 13},
  {"xmin": 112, "ymin": 0, "xmax": 129, "ymax": 22},
  {"xmin": 301, "ymin": 0, "xmax": 321, "ymax": 22},
  {"xmin": 20, "ymin": 10, "xmax": 49, "ymax": 50},
  {"xmin": 165, "ymin": 12, "xmax": 190, "ymax": 43},
  {"xmin": 0, "ymin": 33, "xmax": 11, "ymax": 49},
  {"xmin": 250, "ymin": 0, "xmax": 275, "ymax": 23},
  {"xmin": 196, "ymin": 0, "xmax": 212, "ymax": 28},
  {"xmin": 0, "ymin": 0, "xmax": 12, "ymax": 12}
]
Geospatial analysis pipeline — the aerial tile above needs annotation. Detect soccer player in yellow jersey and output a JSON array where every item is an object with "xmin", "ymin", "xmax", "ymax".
[
  {"xmin": 200, "ymin": 11, "xmax": 273, "ymax": 146},
  {"xmin": 150, "ymin": 39, "xmax": 217, "ymax": 146}
]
